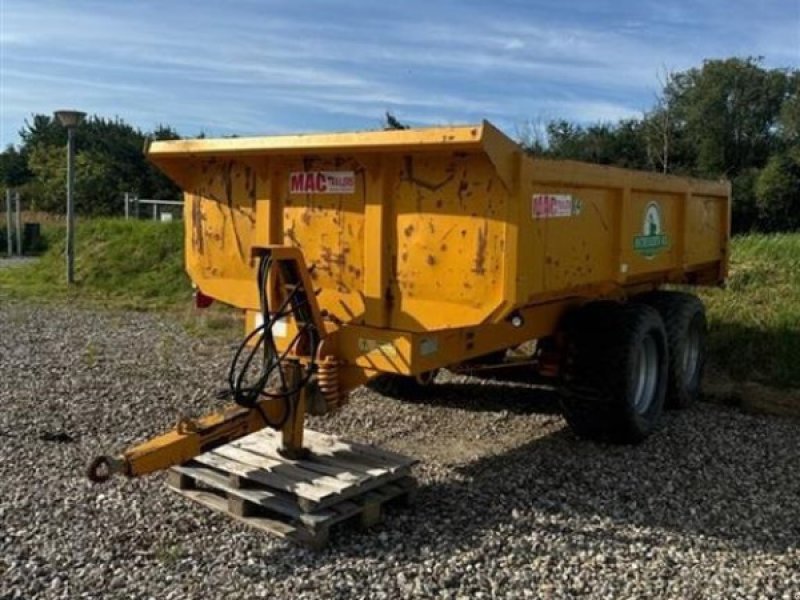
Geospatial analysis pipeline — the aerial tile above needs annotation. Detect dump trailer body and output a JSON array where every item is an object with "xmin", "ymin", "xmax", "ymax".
[
  {"xmin": 147, "ymin": 121, "xmax": 730, "ymax": 387},
  {"xmin": 85, "ymin": 121, "xmax": 730, "ymax": 486}
]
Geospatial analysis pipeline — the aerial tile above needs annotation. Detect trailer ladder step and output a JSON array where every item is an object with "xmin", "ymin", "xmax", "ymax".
[{"xmin": 166, "ymin": 428, "xmax": 418, "ymax": 549}]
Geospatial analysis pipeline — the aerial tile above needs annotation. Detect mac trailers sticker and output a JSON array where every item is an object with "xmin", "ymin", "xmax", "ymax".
[
  {"xmin": 633, "ymin": 201, "xmax": 670, "ymax": 258},
  {"xmin": 289, "ymin": 171, "xmax": 355, "ymax": 194},
  {"xmin": 532, "ymin": 194, "xmax": 583, "ymax": 219}
]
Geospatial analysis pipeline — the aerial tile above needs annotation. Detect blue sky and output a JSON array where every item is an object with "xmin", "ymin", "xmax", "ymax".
[{"xmin": 1, "ymin": 0, "xmax": 798, "ymax": 146}]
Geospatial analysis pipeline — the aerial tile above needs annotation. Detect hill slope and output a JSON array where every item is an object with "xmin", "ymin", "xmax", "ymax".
[{"xmin": 0, "ymin": 218, "xmax": 189, "ymax": 309}]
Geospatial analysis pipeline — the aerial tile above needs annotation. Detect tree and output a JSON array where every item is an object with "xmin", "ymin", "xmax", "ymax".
[
  {"xmin": 16, "ymin": 114, "xmax": 182, "ymax": 215},
  {"xmin": 542, "ymin": 119, "xmax": 648, "ymax": 169},
  {"xmin": 516, "ymin": 118, "xmax": 549, "ymax": 154},
  {"xmin": 642, "ymin": 67, "xmax": 677, "ymax": 174},
  {"xmin": 19, "ymin": 114, "xmax": 65, "ymax": 149},
  {"xmin": 0, "ymin": 145, "xmax": 31, "ymax": 188},
  {"xmin": 730, "ymin": 169, "xmax": 761, "ymax": 233},
  {"xmin": 664, "ymin": 58, "xmax": 789, "ymax": 177},
  {"xmin": 755, "ymin": 152, "xmax": 800, "ymax": 231},
  {"xmin": 778, "ymin": 72, "xmax": 800, "ymax": 146},
  {"xmin": 25, "ymin": 144, "xmax": 65, "ymax": 212}
]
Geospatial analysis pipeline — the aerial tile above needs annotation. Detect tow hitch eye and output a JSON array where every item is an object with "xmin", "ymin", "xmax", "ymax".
[{"xmin": 87, "ymin": 455, "xmax": 126, "ymax": 483}]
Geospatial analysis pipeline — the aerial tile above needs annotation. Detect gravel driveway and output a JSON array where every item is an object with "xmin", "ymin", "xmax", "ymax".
[{"xmin": 1, "ymin": 301, "xmax": 798, "ymax": 599}]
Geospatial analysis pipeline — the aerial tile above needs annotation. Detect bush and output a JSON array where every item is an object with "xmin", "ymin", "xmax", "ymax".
[
  {"xmin": 755, "ymin": 153, "xmax": 800, "ymax": 231},
  {"xmin": 730, "ymin": 169, "xmax": 760, "ymax": 233}
]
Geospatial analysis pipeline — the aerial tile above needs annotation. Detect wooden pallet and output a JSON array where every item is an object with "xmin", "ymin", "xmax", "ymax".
[{"xmin": 166, "ymin": 428, "xmax": 418, "ymax": 549}]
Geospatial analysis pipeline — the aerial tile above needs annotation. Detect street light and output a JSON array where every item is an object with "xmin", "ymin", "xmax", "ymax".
[{"xmin": 54, "ymin": 109, "xmax": 86, "ymax": 284}]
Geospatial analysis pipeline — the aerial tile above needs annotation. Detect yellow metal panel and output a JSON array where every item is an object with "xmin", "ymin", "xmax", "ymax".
[
  {"xmin": 183, "ymin": 157, "xmax": 263, "ymax": 309},
  {"xmin": 362, "ymin": 156, "xmax": 393, "ymax": 327},
  {"xmin": 147, "ymin": 120, "xmax": 730, "ymax": 378},
  {"xmin": 391, "ymin": 152, "xmax": 508, "ymax": 330},
  {"xmin": 281, "ymin": 156, "xmax": 367, "ymax": 325},
  {"xmin": 539, "ymin": 187, "xmax": 616, "ymax": 293},
  {"xmin": 626, "ymin": 190, "xmax": 681, "ymax": 276},
  {"xmin": 148, "ymin": 123, "xmax": 485, "ymax": 157},
  {"xmin": 685, "ymin": 194, "xmax": 726, "ymax": 266}
]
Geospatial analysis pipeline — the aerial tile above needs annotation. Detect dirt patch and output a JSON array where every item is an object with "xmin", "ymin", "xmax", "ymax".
[{"xmin": 703, "ymin": 366, "xmax": 800, "ymax": 418}]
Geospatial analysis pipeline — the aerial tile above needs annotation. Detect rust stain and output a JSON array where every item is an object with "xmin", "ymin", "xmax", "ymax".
[
  {"xmin": 229, "ymin": 210, "xmax": 245, "ymax": 260},
  {"xmin": 223, "ymin": 161, "xmax": 234, "ymax": 207},
  {"xmin": 191, "ymin": 194, "xmax": 204, "ymax": 255},
  {"xmin": 472, "ymin": 221, "xmax": 488, "ymax": 275},
  {"xmin": 457, "ymin": 179, "xmax": 469, "ymax": 205},
  {"xmin": 285, "ymin": 220, "xmax": 300, "ymax": 247},
  {"xmin": 589, "ymin": 199, "xmax": 609, "ymax": 232},
  {"xmin": 320, "ymin": 246, "xmax": 346, "ymax": 276},
  {"xmin": 245, "ymin": 165, "xmax": 257, "ymax": 209},
  {"xmin": 402, "ymin": 156, "xmax": 455, "ymax": 191},
  {"xmin": 439, "ymin": 225, "xmax": 456, "ymax": 244}
]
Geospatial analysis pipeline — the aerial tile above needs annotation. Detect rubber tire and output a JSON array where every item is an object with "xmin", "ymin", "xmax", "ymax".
[
  {"xmin": 636, "ymin": 291, "xmax": 707, "ymax": 409},
  {"xmin": 559, "ymin": 301, "xmax": 668, "ymax": 444},
  {"xmin": 366, "ymin": 371, "xmax": 437, "ymax": 399}
]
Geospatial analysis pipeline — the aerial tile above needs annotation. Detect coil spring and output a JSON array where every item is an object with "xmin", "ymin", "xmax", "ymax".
[{"xmin": 317, "ymin": 356, "xmax": 342, "ymax": 410}]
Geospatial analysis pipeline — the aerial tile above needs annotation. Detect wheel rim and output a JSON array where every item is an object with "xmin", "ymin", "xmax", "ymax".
[
  {"xmin": 633, "ymin": 334, "xmax": 659, "ymax": 414},
  {"xmin": 683, "ymin": 316, "xmax": 702, "ymax": 385}
]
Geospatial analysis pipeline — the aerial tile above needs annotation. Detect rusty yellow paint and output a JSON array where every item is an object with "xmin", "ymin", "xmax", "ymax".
[
  {"xmin": 148, "ymin": 123, "xmax": 486, "ymax": 157},
  {"xmin": 117, "ymin": 395, "xmax": 289, "ymax": 477},
  {"xmin": 148, "ymin": 120, "xmax": 730, "ymax": 380},
  {"xmin": 99, "ymin": 122, "xmax": 730, "ymax": 481}
]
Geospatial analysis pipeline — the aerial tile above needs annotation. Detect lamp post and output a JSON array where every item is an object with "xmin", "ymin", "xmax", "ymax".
[{"xmin": 54, "ymin": 109, "xmax": 86, "ymax": 284}]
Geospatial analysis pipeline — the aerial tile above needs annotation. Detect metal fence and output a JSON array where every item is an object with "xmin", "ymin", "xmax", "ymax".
[
  {"xmin": 3, "ymin": 189, "xmax": 22, "ymax": 256},
  {"xmin": 124, "ymin": 193, "xmax": 184, "ymax": 222}
]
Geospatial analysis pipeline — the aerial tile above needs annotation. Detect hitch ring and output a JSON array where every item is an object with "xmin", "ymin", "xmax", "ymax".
[{"xmin": 87, "ymin": 456, "xmax": 114, "ymax": 483}]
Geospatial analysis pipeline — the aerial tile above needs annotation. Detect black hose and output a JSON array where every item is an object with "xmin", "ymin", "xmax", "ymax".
[{"xmin": 227, "ymin": 254, "xmax": 319, "ymax": 429}]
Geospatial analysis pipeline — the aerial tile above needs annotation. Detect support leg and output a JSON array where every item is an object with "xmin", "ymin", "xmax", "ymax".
[{"xmin": 279, "ymin": 361, "xmax": 309, "ymax": 460}]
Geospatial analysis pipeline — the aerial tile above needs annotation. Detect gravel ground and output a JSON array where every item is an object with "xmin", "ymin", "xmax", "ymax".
[{"xmin": 1, "ymin": 301, "xmax": 798, "ymax": 599}]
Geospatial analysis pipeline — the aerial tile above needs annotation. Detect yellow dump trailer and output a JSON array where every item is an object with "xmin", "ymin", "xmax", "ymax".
[{"xmin": 90, "ymin": 121, "xmax": 729, "ymax": 484}]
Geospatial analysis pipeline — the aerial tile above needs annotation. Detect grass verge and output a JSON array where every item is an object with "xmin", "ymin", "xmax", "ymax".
[
  {"xmin": 700, "ymin": 233, "xmax": 800, "ymax": 388},
  {"xmin": 0, "ymin": 218, "xmax": 190, "ymax": 310}
]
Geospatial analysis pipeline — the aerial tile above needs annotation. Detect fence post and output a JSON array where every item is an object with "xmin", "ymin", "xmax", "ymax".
[
  {"xmin": 152, "ymin": 203, "xmax": 158, "ymax": 221},
  {"xmin": 124, "ymin": 192, "xmax": 129, "ymax": 220},
  {"xmin": 5, "ymin": 189, "xmax": 12, "ymax": 256},
  {"xmin": 15, "ymin": 191, "xmax": 22, "ymax": 256}
]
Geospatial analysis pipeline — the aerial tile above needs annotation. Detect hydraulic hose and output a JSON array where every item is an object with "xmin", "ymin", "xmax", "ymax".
[{"xmin": 227, "ymin": 254, "xmax": 319, "ymax": 428}]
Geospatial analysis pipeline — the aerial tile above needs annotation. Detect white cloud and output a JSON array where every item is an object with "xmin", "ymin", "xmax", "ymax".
[{"xmin": 1, "ymin": 0, "xmax": 796, "ymax": 146}]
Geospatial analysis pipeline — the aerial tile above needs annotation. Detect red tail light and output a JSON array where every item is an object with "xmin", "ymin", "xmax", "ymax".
[{"xmin": 194, "ymin": 289, "xmax": 214, "ymax": 309}]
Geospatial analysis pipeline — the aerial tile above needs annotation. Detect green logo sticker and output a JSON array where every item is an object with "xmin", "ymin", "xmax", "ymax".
[{"xmin": 633, "ymin": 202, "xmax": 669, "ymax": 258}]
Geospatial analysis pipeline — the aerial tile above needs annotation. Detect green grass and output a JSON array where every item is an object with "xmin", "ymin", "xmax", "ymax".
[
  {"xmin": 700, "ymin": 234, "xmax": 800, "ymax": 388},
  {"xmin": 0, "ymin": 218, "xmax": 190, "ymax": 310}
]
